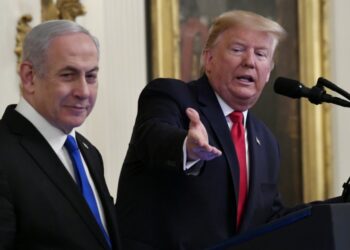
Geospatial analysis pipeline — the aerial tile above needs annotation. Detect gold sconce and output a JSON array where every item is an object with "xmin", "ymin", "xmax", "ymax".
[
  {"xmin": 14, "ymin": 15, "xmax": 33, "ymax": 73},
  {"xmin": 41, "ymin": 0, "xmax": 86, "ymax": 21}
]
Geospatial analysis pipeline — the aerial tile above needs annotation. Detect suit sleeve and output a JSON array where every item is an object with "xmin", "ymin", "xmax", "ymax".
[
  {"xmin": 0, "ymin": 168, "xmax": 16, "ymax": 249},
  {"xmin": 126, "ymin": 79, "xmax": 191, "ymax": 172}
]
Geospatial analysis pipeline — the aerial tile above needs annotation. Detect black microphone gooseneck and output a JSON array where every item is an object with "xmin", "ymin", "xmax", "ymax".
[
  {"xmin": 274, "ymin": 76, "xmax": 350, "ymax": 202},
  {"xmin": 274, "ymin": 77, "xmax": 350, "ymax": 107},
  {"xmin": 317, "ymin": 77, "xmax": 350, "ymax": 101}
]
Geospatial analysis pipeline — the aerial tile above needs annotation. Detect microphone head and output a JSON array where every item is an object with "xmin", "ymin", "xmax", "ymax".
[{"xmin": 274, "ymin": 77, "xmax": 307, "ymax": 99}]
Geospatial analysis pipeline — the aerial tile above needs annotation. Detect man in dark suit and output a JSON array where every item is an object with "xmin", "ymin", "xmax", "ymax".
[
  {"xmin": 0, "ymin": 20, "xmax": 120, "ymax": 249},
  {"xmin": 116, "ymin": 10, "xmax": 290, "ymax": 249}
]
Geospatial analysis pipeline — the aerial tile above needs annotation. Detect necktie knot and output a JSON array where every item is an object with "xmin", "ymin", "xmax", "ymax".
[
  {"xmin": 65, "ymin": 135, "xmax": 79, "ymax": 153},
  {"xmin": 229, "ymin": 111, "xmax": 244, "ymax": 124}
]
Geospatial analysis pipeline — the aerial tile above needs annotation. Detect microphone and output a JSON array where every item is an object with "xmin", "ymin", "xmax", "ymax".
[{"xmin": 274, "ymin": 77, "xmax": 350, "ymax": 107}]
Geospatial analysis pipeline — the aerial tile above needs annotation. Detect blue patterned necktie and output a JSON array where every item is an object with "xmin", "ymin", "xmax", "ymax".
[{"xmin": 64, "ymin": 135, "xmax": 111, "ymax": 248}]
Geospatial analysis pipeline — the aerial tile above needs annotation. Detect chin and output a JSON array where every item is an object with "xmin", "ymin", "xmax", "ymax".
[{"xmin": 62, "ymin": 120, "xmax": 86, "ymax": 131}]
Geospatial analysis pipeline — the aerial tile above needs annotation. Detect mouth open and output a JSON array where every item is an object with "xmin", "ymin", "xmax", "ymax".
[{"xmin": 237, "ymin": 75, "xmax": 254, "ymax": 83}]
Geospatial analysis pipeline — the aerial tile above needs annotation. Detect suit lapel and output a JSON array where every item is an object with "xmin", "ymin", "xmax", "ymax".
[
  {"xmin": 4, "ymin": 106, "xmax": 110, "ymax": 249},
  {"xmin": 77, "ymin": 134, "xmax": 119, "ymax": 249},
  {"xmin": 193, "ymin": 76, "xmax": 240, "ymax": 201},
  {"xmin": 239, "ymin": 113, "xmax": 264, "ymax": 230}
]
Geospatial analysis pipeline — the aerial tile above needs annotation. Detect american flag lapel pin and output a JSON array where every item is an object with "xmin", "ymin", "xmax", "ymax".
[{"xmin": 256, "ymin": 137, "xmax": 261, "ymax": 146}]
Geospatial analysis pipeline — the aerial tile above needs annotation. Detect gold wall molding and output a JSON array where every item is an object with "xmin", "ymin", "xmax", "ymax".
[
  {"xmin": 41, "ymin": 0, "xmax": 86, "ymax": 21},
  {"xmin": 151, "ymin": 0, "xmax": 180, "ymax": 78},
  {"xmin": 15, "ymin": 14, "xmax": 33, "ymax": 73},
  {"xmin": 298, "ymin": 0, "xmax": 332, "ymax": 202}
]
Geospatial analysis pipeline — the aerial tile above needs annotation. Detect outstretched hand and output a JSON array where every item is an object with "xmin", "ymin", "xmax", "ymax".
[{"xmin": 186, "ymin": 108, "xmax": 222, "ymax": 161}]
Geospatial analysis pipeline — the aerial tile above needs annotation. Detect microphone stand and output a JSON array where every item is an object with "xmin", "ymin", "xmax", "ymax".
[
  {"xmin": 317, "ymin": 77, "xmax": 350, "ymax": 201},
  {"xmin": 342, "ymin": 177, "xmax": 350, "ymax": 202},
  {"xmin": 305, "ymin": 78, "xmax": 350, "ymax": 107},
  {"xmin": 317, "ymin": 77, "xmax": 350, "ymax": 101}
]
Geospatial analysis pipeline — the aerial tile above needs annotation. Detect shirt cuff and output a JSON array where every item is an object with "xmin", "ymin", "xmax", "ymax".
[{"xmin": 183, "ymin": 136, "xmax": 201, "ymax": 175}]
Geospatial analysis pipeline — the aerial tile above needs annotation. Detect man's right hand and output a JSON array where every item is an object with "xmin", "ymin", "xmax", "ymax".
[{"xmin": 185, "ymin": 108, "xmax": 222, "ymax": 161}]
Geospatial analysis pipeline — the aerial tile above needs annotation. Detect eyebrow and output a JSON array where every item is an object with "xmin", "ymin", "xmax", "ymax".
[
  {"xmin": 59, "ymin": 66, "xmax": 99, "ymax": 73},
  {"xmin": 87, "ymin": 66, "xmax": 99, "ymax": 73},
  {"xmin": 230, "ymin": 40, "xmax": 270, "ymax": 50}
]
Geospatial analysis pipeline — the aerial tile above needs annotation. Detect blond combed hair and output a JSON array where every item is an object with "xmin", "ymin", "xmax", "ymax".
[{"xmin": 204, "ymin": 10, "xmax": 286, "ymax": 51}]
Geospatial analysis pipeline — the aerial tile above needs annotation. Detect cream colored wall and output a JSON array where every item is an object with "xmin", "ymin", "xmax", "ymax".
[
  {"xmin": 330, "ymin": 0, "xmax": 350, "ymax": 196},
  {"xmin": 0, "ymin": 0, "xmax": 146, "ymax": 198}
]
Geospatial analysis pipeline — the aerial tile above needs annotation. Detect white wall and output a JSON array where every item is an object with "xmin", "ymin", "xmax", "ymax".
[
  {"xmin": 0, "ymin": 1, "xmax": 41, "ymax": 108},
  {"xmin": 330, "ymin": 0, "xmax": 350, "ymax": 196},
  {"xmin": 0, "ymin": 0, "xmax": 147, "ymax": 198}
]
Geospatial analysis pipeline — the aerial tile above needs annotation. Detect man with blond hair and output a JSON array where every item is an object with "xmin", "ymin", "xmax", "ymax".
[{"xmin": 117, "ymin": 10, "xmax": 289, "ymax": 249}]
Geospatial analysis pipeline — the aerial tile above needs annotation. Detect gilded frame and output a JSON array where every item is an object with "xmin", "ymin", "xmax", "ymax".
[{"xmin": 150, "ymin": 0, "xmax": 331, "ymax": 202}]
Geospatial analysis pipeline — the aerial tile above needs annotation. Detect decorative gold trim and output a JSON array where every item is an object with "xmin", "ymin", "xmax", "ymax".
[
  {"xmin": 41, "ymin": 0, "xmax": 86, "ymax": 21},
  {"xmin": 41, "ymin": 0, "xmax": 59, "ymax": 21},
  {"xmin": 151, "ymin": 0, "xmax": 180, "ymax": 78},
  {"xmin": 298, "ymin": 0, "xmax": 331, "ymax": 202},
  {"xmin": 14, "ymin": 15, "xmax": 33, "ymax": 73}
]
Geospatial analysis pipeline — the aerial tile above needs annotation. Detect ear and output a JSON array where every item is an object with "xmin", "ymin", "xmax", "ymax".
[
  {"xmin": 202, "ymin": 49, "xmax": 213, "ymax": 73},
  {"xmin": 19, "ymin": 61, "xmax": 36, "ymax": 94}
]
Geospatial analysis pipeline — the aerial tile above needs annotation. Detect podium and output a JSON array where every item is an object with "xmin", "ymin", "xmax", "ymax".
[{"xmin": 209, "ymin": 204, "xmax": 350, "ymax": 250}]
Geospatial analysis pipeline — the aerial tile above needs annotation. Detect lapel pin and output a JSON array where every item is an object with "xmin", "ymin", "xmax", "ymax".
[
  {"xmin": 82, "ymin": 142, "xmax": 89, "ymax": 149},
  {"xmin": 256, "ymin": 137, "xmax": 261, "ymax": 146}
]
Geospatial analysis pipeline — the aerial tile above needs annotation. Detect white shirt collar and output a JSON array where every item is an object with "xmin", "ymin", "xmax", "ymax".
[
  {"xmin": 15, "ymin": 97, "xmax": 75, "ymax": 153},
  {"xmin": 214, "ymin": 93, "xmax": 248, "ymax": 126}
]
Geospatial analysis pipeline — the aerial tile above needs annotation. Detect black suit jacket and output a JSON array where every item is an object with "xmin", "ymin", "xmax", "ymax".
[
  {"xmin": 0, "ymin": 105, "xmax": 120, "ymax": 250},
  {"xmin": 116, "ymin": 75, "xmax": 288, "ymax": 249}
]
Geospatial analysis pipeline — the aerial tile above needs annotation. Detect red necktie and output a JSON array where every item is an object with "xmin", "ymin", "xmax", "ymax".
[{"xmin": 229, "ymin": 111, "xmax": 247, "ymax": 228}]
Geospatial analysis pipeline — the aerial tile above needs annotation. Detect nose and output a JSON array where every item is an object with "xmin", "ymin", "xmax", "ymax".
[
  {"xmin": 74, "ymin": 76, "xmax": 89, "ymax": 99},
  {"xmin": 242, "ymin": 50, "xmax": 255, "ymax": 68}
]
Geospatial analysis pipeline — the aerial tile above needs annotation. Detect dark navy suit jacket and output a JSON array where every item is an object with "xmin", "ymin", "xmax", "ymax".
[
  {"xmin": 116, "ymin": 75, "xmax": 286, "ymax": 249},
  {"xmin": 0, "ymin": 105, "xmax": 120, "ymax": 250}
]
